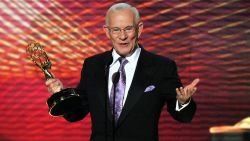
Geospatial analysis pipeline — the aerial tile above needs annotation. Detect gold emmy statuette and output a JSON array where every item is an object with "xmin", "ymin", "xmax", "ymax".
[{"xmin": 26, "ymin": 41, "xmax": 82, "ymax": 116}]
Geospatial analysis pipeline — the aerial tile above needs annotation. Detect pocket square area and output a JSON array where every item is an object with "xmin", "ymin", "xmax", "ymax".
[{"xmin": 144, "ymin": 85, "xmax": 155, "ymax": 92}]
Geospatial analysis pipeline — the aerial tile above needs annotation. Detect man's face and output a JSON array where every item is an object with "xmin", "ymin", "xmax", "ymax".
[{"xmin": 104, "ymin": 9, "xmax": 143, "ymax": 57}]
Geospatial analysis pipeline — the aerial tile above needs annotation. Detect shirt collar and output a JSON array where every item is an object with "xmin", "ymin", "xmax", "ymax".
[{"xmin": 111, "ymin": 44, "xmax": 141, "ymax": 66}]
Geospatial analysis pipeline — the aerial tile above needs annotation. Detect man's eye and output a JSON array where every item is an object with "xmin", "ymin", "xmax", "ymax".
[
  {"xmin": 112, "ymin": 28, "xmax": 120, "ymax": 32},
  {"xmin": 125, "ymin": 26, "xmax": 134, "ymax": 31}
]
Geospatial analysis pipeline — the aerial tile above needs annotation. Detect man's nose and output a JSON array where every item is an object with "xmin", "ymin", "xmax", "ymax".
[{"xmin": 119, "ymin": 30, "xmax": 128, "ymax": 40}]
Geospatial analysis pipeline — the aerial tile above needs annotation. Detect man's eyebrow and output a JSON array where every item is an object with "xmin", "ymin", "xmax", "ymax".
[{"xmin": 110, "ymin": 25, "xmax": 134, "ymax": 28}]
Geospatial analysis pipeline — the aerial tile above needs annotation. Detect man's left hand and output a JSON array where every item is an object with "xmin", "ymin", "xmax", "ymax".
[{"xmin": 176, "ymin": 78, "xmax": 200, "ymax": 104}]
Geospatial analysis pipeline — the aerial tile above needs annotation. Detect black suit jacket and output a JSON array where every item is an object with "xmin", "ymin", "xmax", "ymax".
[{"xmin": 63, "ymin": 47, "xmax": 196, "ymax": 141}]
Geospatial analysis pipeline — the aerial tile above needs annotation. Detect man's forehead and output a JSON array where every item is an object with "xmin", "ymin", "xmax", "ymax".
[{"xmin": 108, "ymin": 9, "xmax": 135, "ymax": 27}]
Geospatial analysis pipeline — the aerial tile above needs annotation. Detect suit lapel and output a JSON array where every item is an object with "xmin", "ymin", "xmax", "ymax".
[
  {"xmin": 117, "ymin": 48, "xmax": 156, "ymax": 126},
  {"xmin": 92, "ymin": 51, "xmax": 114, "ymax": 122}
]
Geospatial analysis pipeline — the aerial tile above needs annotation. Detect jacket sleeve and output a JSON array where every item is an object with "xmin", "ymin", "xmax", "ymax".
[
  {"xmin": 160, "ymin": 60, "xmax": 196, "ymax": 123},
  {"xmin": 63, "ymin": 59, "xmax": 90, "ymax": 122}
]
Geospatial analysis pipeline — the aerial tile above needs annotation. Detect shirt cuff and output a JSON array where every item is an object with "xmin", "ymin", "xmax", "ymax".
[{"xmin": 175, "ymin": 98, "xmax": 191, "ymax": 111}]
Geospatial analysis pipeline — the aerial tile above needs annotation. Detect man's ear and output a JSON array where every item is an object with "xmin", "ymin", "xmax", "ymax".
[
  {"xmin": 137, "ymin": 21, "xmax": 143, "ymax": 38},
  {"xmin": 103, "ymin": 25, "xmax": 111, "ymax": 39}
]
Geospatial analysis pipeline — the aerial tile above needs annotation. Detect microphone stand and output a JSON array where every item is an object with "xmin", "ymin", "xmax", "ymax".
[{"xmin": 104, "ymin": 57, "xmax": 113, "ymax": 141}]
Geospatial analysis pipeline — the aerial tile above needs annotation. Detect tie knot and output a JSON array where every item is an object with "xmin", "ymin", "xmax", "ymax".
[{"xmin": 118, "ymin": 57, "xmax": 128, "ymax": 66}]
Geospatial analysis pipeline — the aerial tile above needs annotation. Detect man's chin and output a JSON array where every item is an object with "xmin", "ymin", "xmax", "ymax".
[
  {"xmin": 114, "ymin": 45, "xmax": 134, "ymax": 57},
  {"xmin": 117, "ymin": 50, "xmax": 130, "ymax": 57}
]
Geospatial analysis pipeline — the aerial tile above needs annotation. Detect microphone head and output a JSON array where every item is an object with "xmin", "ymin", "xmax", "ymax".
[{"xmin": 112, "ymin": 72, "xmax": 120, "ymax": 84}]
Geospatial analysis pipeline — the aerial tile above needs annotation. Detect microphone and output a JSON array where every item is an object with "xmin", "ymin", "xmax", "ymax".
[
  {"xmin": 112, "ymin": 72, "xmax": 120, "ymax": 85},
  {"xmin": 111, "ymin": 71, "xmax": 120, "ymax": 141}
]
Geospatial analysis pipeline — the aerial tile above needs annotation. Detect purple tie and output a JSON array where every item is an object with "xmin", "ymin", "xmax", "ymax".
[{"xmin": 110, "ymin": 57, "xmax": 128, "ymax": 123}]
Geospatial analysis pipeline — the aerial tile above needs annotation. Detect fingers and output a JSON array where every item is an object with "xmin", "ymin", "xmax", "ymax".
[
  {"xmin": 190, "ymin": 78, "xmax": 200, "ymax": 87},
  {"xmin": 188, "ymin": 87, "xmax": 197, "ymax": 96},
  {"xmin": 185, "ymin": 85, "xmax": 197, "ymax": 96},
  {"xmin": 176, "ymin": 78, "xmax": 200, "ymax": 103},
  {"xmin": 187, "ymin": 78, "xmax": 199, "ymax": 94},
  {"xmin": 45, "ymin": 78, "xmax": 63, "ymax": 94},
  {"xmin": 176, "ymin": 87, "xmax": 186, "ymax": 98},
  {"xmin": 183, "ymin": 78, "xmax": 199, "ymax": 94},
  {"xmin": 176, "ymin": 86, "xmax": 196, "ymax": 101},
  {"xmin": 176, "ymin": 87, "xmax": 181, "ymax": 96},
  {"xmin": 176, "ymin": 87, "xmax": 188, "ymax": 104},
  {"xmin": 45, "ymin": 79, "xmax": 57, "ymax": 86}
]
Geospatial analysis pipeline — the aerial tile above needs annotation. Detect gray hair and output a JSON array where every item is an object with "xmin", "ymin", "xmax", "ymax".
[{"xmin": 105, "ymin": 3, "xmax": 140, "ymax": 26}]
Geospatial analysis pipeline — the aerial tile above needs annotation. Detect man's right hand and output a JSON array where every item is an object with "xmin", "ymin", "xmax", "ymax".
[{"xmin": 45, "ymin": 78, "xmax": 64, "ymax": 94}]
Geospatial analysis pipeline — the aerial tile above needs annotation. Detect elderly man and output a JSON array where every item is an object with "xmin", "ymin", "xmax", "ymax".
[{"xmin": 46, "ymin": 3, "xmax": 199, "ymax": 141}]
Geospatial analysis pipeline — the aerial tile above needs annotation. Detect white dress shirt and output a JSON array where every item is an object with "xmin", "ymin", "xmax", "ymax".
[
  {"xmin": 108, "ymin": 47, "xmax": 141, "ymax": 106},
  {"xmin": 108, "ymin": 46, "xmax": 190, "ymax": 111}
]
